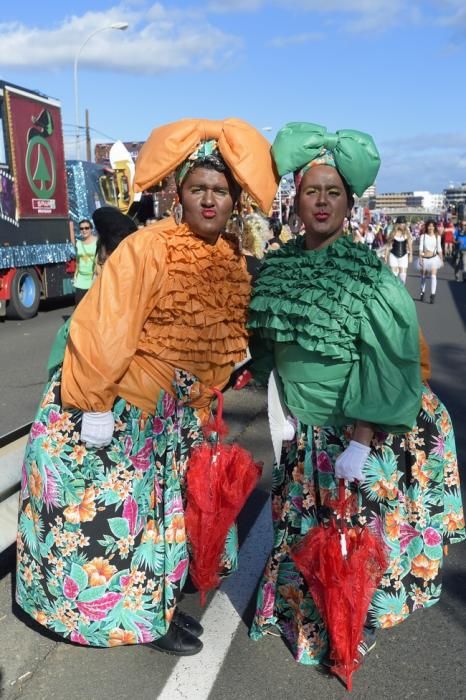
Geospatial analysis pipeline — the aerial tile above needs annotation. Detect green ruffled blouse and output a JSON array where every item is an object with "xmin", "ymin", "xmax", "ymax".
[{"xmin": 248, "ymin": 235, "xmax": 422, "ymax": 434}]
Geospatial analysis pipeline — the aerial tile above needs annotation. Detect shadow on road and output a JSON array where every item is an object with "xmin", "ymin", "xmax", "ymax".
[
  {"xmin": 38, "ymin": 295, "xmax": 74, "ymax": 314},
  {"xmin": 446, "ymin": 278, "xmax": 466, "ymax": 330},
  {"xmin": 429, "ymin": 342, "xmax": 466, "ymax": 462}
]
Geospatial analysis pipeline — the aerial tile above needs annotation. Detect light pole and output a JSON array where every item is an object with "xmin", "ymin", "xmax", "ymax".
[
  {"xmin": 261, "ymin": 127, "xmax": 284, "ymax": 222},
  {"xmin": 73, "ymin": 21, "xmax": 128, "ymax": 159}
]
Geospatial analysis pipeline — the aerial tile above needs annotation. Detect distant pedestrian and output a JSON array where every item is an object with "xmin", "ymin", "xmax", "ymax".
[
  {"xmin": 385, "ymin": 220, "xmax": 412, "ymax": 284},
  {"xmin": 266, "ymin": 217, "xmax": 283, "ymax": 251},
  {"xmin": 454, "ymin": 220, "xmax": 466, "ymax": 281},
  {"xmin": 72, "ymin": 218, "xmax": 97, "ymax": 305},
  {"xmin": 417, "ymin": 219, "xmax": 443, "ymax": 302},
  {"xmin": 364, "ymin": 224, "xmax": 375, "ymax": 249},
  {"xmin": 443, "ymin": 220, "xmax": 455, "ymax": 258}
]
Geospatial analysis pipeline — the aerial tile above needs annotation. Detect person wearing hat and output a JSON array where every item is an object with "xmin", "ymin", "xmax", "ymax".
[
  {"xmin": 384, "ymin": 218, "xmax": 413, "ymax": 284},
  {"xmin": 46, "ymin": 207, "xmax": 138, "ymax": 379},
  {"xmin": 245, "ymin": 122, "xmax": 464, "ymax": 677},
  {"xmin": 16, "ymin": 118, "xmax": 277, "ymax": 655}
]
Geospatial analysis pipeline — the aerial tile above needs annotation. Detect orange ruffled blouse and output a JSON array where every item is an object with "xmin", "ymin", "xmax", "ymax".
[{"xmin": 61, "ymin": 218, "xmax": 251, "ymax": 416}]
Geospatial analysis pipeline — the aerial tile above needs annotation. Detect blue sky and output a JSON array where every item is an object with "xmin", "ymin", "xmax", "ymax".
[{"xmin": 1, "ymin": 0, "xmax": 466, "ymax": 193}]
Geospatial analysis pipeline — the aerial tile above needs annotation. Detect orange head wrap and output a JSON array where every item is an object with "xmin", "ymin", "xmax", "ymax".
[{"xmin": 134, "ymin": 118, "xmax": 279, "ymax": 213}]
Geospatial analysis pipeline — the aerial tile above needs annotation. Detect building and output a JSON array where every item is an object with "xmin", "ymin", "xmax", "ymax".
[
  {"xmin": 444, "ymin": 184, "xmax": 466, "ymax": 214},
  {"xmin": 413, "ymin": 191, "xmax": 444, "ymax": 212},
  {"xmin": 374, "ymin": 192, "xmax": 414, "ymax": 209},
  {"xmin": 94, "ymin": 141, "xmax": 145, "ymax": 166}
]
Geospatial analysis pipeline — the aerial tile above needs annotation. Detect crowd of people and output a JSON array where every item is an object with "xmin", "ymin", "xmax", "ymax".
[{"xmin": 15, "ymin": 117, "xmax": 464, "ymax": 690}]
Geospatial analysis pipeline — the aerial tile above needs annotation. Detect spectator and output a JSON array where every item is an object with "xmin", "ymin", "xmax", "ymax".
[
  {"xmin": 417, "ymin": 219, "xmax": 443, "ymax": 302},
  {"xmin": 454, "ymin": 220, "xmax": 466, "ymax": 282},
  {"xmin": 72, "ymin": 218, "xmax": 98, "ymax": 305}
]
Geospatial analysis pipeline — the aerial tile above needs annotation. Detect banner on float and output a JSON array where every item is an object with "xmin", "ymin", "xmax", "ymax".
[{"xmin": 5, "ymin": 88, "xmax": 68, "ymax": 218}]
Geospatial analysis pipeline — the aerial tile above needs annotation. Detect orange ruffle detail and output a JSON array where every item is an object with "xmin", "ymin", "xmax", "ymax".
[
  {"xmin": 138, "ymin": 220, "xmax": 250, "ymax": 368},
  {"xmin": 62, "ymin": 217, "xmax": 251, "ymax": 415}
]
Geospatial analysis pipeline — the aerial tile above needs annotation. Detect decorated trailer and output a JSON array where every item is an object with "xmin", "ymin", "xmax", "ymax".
[{"xmin": 0, "ymin": 80, "xmax": 77, "ymax": 319}]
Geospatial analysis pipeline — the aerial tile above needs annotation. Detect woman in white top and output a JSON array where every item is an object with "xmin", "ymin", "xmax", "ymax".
[
  {"xmin": 384, "ymin": 221, "xmax": 413, "ymax": 284},
  {"xmin": 417, "ymin": 219, "xmax": 443, "ymax": 303}
]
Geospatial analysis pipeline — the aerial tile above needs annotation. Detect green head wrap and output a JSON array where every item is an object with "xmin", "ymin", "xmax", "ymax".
[
  {"xmin": 175, "ymin": 139, "xmax": 222, "ymax": 186},
  {"xmin": 272, "ymin": 122, "xmax": 381, "ymax": 197}
]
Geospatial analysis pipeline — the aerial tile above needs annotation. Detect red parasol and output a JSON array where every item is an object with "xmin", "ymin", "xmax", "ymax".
[
  {"xmin": 185, "ymin": 388, "xmax": 262, "ymax": 605},
  {"xmin": 291, "ymin": 479, "xmax": 388, "ymax": 691}
]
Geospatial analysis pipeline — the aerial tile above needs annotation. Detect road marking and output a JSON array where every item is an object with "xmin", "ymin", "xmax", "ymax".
[{"xmin": 158, "ymin": 498, "xmax": 273, "ymax": 699}]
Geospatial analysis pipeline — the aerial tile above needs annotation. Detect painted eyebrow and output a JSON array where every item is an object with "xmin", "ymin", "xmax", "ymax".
[
  {"xmin": 303, "ymin": 184, "xmax": 343, "ymax": 190},
  {"xmin": 188, "ymin": 184, "xmax": 229, "ymax": 191}
]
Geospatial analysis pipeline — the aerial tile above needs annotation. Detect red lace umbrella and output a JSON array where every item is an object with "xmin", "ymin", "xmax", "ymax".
[
  {"xmin": 185, "ymin": 388, "xmax": 262, "ymax": 605},
  {"xmin": 291, "ymin": 479, "xmax": 388, "ymax": 691}
]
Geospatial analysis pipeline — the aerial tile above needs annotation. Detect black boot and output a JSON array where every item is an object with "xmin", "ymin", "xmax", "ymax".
[
  {"xmin": 147, "ymin": 622, "xmax": 203, "ymax": 656},
  {"xmin": 430, "ymin": 294, "xmax": 435, "ymax": 304},
  {"xmin": 419, "ymin": 290, "xmax": 424, "ymax": 301},
  {"xmin": 173, "ymin": 608, "xmax": 204, "ymax": 638}
]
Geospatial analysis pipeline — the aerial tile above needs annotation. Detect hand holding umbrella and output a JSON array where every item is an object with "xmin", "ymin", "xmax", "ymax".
[
  {"xmin": 186, "ymin": 388, "xmax": 262, "ymax": 605},
  {"xmin": 291, "ymin": 479, "xmax": 388, "ymax": 691}
]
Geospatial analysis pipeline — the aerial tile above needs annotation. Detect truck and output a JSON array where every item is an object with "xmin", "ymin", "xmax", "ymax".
[{"xmin": 0, "ymin": 80, "xmax": 126, "ymax": 320}]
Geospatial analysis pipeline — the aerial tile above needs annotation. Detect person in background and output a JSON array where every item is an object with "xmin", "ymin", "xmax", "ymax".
[
  {"xmin": 364, "ymin": 223, "xmax": 375, "ymax": 249},
  {"xmin": 239, "ymin": 211, "xmax": 269, "ymax": 283},
  {"xmin": 46, "ymin": 208, "xmax": 138, "ymax": 379},
  {"xmin": 437, "ymin": 220, "xmax": 445, "ymax": 255},
  {"xmin": 351, "ymin": 222, "xmax": 364, "ymax": 244},
  {"xmin": 266, "ymin": 217, "xmax": 283, "ymax": 251},
  {"xmin": 245, "ymin": 121, "xmax": 464, "ymax": 682},
  {"xmin": 454, "ymin": 220, "xmax": 466, "ymax": 282},
  {"xmin": 417, "ymin": 219, "xmax": 443, "ymax": 302},
  {"xmin": 372, "ymin": 223, "xmax": 385, "ymax": 250},
  {"xmin": 384, "ymin": 219, "xmax": 413, "ymax": 284},
  {"xmin": 443, "ymin": 219, "xmax": 455, "ymax": 258},
  {"xmin": 71, "ymin": 218, "xmax": 98, "ymax": 305}
]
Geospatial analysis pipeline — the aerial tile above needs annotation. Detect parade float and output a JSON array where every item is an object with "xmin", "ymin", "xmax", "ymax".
[{"xmin": 0, "ymin": 80, "xmax": 131, "ymax": 319}]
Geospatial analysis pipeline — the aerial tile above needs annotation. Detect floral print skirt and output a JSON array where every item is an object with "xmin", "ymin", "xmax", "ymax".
[
  {"xmin": 250, "ymin": 384, "xmax": 465, "ymax": 664},
  {"xmin": 16, "ymin": 369, "xmax": 238, "ymax": 647}
]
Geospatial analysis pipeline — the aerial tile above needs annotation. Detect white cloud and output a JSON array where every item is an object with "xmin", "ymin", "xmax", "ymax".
[
  {"xmin": 208, "ymin": 0, "xmax": 436, "ymax": 35},
  {"xmin": 378, "ymin": 131, "xmax": 466, "ymax": 191},
  {"xmin": 0, "ymin": 4, "xmax": 242, "ymax": 73},
  {"xmin": 267, "ymin": 31, "xmax": 324, "ymax": 48},
  {"xmin": 430, "ymin": 0, "xmax": 466, "ymax": 43},
  {"xmin": 382, "ymin": 132, "xmax": 466, "ymax": 150},
  {"xmin": 208, "ymin": 0, "xmax": 265, "ymax": 11}
]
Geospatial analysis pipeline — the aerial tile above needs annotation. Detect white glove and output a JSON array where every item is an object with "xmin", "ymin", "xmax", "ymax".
[
  {"xmin": 81, "ymin": 411, "xmax": 114, "ymax": 448},
  {"xmin": 268, "ymin": 370, "xmax": 296, "ymax": 465},
  {"xmin": 334, "ymin": 440, "xmax": 371, "ymax": 483}
]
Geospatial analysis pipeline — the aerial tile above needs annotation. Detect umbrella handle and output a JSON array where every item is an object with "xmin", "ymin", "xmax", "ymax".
[
  {"xmin": 212, "ymin": 387, "xmax": 224, "ymax": 424},
  {"xmin": 338, "ymin": 478, "xmax": 346, "ymax": 503}
]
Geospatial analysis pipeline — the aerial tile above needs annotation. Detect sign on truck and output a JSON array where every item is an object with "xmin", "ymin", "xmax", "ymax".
[{"xmin": 0, "ymin": 81, "xmax": 74, "ymax": 319}]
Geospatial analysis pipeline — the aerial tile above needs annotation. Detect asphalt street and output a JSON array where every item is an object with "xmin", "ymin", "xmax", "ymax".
[{"xmin": 0, "ymin": 258, "xmax": 465, "ymax": 700}]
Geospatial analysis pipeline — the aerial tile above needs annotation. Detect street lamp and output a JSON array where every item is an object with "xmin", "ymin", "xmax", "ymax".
[
  {"xmin": 73, "ymin": 21, "xmax": 129, "ymax": 159},
  {"xmin": 260, "ymin": 128, "xmax": 284, "ymax": 222}
]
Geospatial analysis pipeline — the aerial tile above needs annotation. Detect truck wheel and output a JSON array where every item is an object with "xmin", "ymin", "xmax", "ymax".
[{"xmin": 6, "ymin": 268, "xmax": 41, "ymax": 319}]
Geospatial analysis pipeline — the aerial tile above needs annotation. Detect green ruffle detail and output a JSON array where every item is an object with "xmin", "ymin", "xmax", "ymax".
[{"xmin": 248, "ymin": 235, "xmax": 383, "ymax": 362}]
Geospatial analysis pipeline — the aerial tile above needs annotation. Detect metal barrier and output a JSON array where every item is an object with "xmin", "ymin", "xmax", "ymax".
[{"xmin": 0, "ymin": 423, "xmax": 31, "ymax": 553}]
